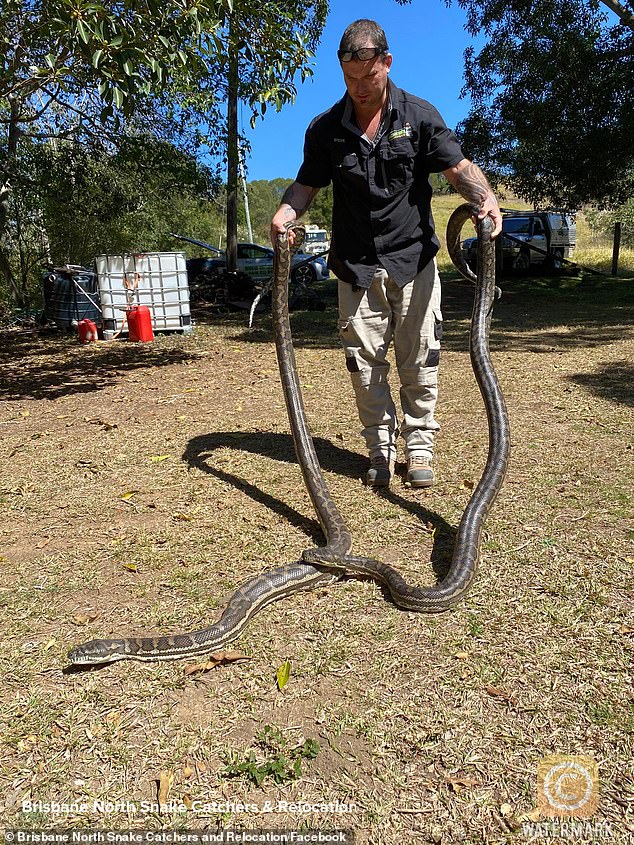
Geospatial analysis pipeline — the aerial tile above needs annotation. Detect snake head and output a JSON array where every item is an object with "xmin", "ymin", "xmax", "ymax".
[{"xmin": 67, "ymin": 638, "xmax": 129, "ymax": 667}]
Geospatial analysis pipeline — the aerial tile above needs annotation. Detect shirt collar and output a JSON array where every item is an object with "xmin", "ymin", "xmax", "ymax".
[{"xmin": 341, "ymin": 84, "xmax": 394, "ymax": 148}]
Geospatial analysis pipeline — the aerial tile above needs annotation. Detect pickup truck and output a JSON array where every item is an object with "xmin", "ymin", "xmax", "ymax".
[{"xmin": 462, "ymin": 209, "xmax": 577, "ymax": 271}]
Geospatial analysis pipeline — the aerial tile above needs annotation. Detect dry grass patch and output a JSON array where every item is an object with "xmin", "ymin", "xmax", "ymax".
[{"xmin": 1, "ymin": 272, "xmax": 633, "ymax": 843}]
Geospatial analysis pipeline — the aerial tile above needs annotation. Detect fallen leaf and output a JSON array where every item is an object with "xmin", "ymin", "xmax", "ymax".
[
  {"xmin": 105, "ymin": 711, "xmax": 122, "ymax": 728},
  {"xmin": 86, "ymin": 418, "xmax": 117, "ymax": 431},
  {"xmin": 17, "ymin": 735, "xmax": 38, "ymax": 751},
  {"xmin": 459, "ymin": 479, "xmax": 475, "ymax": 491},
  {"xmin": 276, "ymin": 658, "xmax": 291, "ymax": 691},
  {"xmin": 19, "ymin": 410, "xmax": 30, "ymax": 418},
  {"xmin": 172, "ymin": 512, "xmax": 193, "ymax": 522},
  {"xmin": 44, "ymin": 639, "xmax": 57, "ymax": 651},
  {"xmin": 121, "ymin": 562, "xmax": 139, "ymax": 573},
  {"xmin": 518, "ymin": 807, "xmax": 542, "ymax": 823},
  {"xmin": 183, "ymin": 794, "xmax": 193, "ymax": 809},
  {"xmin": 183, "ymin": 650, "xmax": 251, "ymax": 675},
  {"xmin": 72, "ymin": 612, "xmax": 98, "ymax": 626},
  {"xmin": 119, "ymin": 491, "xmax": 137, "ymax": 501},
  {"xmin": 445, "ymin": 774, "xmax": 480, "ymax": 792},
  {"xmin": 157, "ymin": 771, "xmax": 174, "ymax": 807},
  {"xmin": 150, "ymin": 455, "xmax": 170, "ymax": 463},
  {"xmin": 485, "ymin": 684, "xmax": 517, "ymax": 704},
  {"xmin": 183, "ymin": 762, "xmax": 194, "ymax": 778},
  {"xmin": 619, "ymin": 624, "xmax": 634, "ymax": 635},
  {"xmin": 454, "ymin": 651, "xmax": 470, "ymax": 660},
  {"xmin": 500, "ymin": 803, "xmax": 514, "ymax": 818}
]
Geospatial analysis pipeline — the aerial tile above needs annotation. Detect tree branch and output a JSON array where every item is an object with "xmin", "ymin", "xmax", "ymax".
[{"xmin": 599, "ymin": 0, "xmax": 634, "ymax": 29}]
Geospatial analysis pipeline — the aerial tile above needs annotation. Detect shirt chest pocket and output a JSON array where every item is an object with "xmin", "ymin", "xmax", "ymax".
[
  {"xmin": 378, "ymin": 139, "xmax": 416, "ymax": 191},
  {"xmin": 333, "ymin": 151, "xmax": 365, "ymax": 187}
]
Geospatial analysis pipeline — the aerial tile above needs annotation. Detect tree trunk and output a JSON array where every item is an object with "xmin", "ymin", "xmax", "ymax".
[
  {"xmin": 0, "ymin": 97, "xmax": 23, "ymax": 306},
  {"xmin": 611, "ymin": 222, "xmax": 621, "ymax": 277},
  {"xmin": 226, "ymin": 17, "xmax": 239, "ymax": 273}
]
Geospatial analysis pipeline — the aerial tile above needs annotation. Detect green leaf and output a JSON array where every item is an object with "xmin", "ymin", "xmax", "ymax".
[
  {"xmin": 276, "ymin": 658, "xmax": 290, "ymax": 690},
  {"xmin": 92, "ymin": 49, "xmax": 103, "ymax": 69},
  {"xmin": 112, "ymin": 86, "xmax": 124, "ymax": 109},
  {"xmin": 76, "ymin": 19, "xmax": 89, "ymax": 44}
]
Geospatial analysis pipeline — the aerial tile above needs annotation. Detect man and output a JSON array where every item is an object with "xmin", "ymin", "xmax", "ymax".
[{"xmin": 271, "ymin": 18, "xmax": 501, "ymax": 488}]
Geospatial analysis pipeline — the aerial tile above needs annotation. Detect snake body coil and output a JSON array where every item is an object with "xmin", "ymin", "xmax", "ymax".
[{"xmin": 68, "ymin": 204, "xmax": 509, "ymax": 666}]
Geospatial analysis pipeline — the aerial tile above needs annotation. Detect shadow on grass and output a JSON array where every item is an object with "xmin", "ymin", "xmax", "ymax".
[
  {"xmin": 184, "ymin": 430, "xmax": 457, "ymax": 584},
  {"xmin": 567, "ymin": 360, "xmax": 634, "ymax": 407},
  {"xmin": 0, "ymin": 329, "xmax": 199, "ymax": 401}
]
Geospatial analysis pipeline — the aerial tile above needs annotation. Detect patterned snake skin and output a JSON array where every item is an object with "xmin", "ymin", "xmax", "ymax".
[
  {"xmin": 273, "ymin": 204, "xmax": 510, "ymax": 611},
  {"xmin": 66, "ymin": 203, "xmax": 508, "ymax": 665}
]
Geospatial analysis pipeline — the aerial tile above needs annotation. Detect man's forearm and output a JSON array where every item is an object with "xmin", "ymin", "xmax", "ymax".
[
  {"xmin": 271, "ymin": 182, "xmax": 320, "ymax": 243},
  {"xmin": 443, "ymin": 159, "xmax": 502, "ymax": 236},
  {"xmin": 279, "ymin": 183, "xmax": 319, "ymax": 219},
  {"xmin": 444, "ymin": 160, "xmax": 495, "ymax": 207}
]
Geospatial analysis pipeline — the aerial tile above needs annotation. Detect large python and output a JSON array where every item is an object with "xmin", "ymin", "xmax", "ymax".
[{"xmin": 67, "ymin": 203, "xmax": 509, "ymax": 666}]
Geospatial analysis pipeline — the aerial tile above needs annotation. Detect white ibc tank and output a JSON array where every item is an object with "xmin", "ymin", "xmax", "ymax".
[{"xmin": 95, "ymin": 252, "xmax": 193, "ymax": 340}]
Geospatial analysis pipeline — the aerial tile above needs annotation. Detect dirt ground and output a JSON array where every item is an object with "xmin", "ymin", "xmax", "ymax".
[{"xmin": 0, "ymin": 270, "xmax": 632, "ymax": 844}]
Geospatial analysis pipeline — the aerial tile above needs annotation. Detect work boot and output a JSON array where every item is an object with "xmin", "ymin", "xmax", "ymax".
[
  {"xmin": 407, "ymin": 454, "xmax": 435, "ymax": 488},
  {"xmin": 366, "ymin": 454, "xmax": 395, "ymax": 488}
]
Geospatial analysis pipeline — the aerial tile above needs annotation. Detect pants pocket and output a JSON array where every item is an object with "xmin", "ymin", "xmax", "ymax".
[{"xmin": 433, "ymin": 309, "xmax": 443, "ymax": 341}]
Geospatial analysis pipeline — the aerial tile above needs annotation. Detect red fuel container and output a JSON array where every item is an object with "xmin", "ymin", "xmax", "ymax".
[
  {"xmin": 127, "ymin": 306, "xmax": 154, "ymax": 342},
  {"xmin": 78, "ymin": 319, "xmax": 98, "ymax": 343}
]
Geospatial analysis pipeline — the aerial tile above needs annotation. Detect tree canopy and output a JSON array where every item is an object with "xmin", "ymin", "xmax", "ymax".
[
  {"xmin": 452, "ymin": 0, "xmax": 634, "ymax": 209},
  {"xmin": 0, "ymin": 0, "xmax": 327, "ymax": 307}
]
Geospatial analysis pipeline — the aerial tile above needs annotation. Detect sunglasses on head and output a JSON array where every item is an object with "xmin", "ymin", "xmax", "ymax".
[{"xmin": 337, "ymin": 46, "xmax": 388, "ymax": 62}]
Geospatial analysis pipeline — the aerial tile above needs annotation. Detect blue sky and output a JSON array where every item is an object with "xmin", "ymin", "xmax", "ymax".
[{"xmin": 242, "ymin": 0, "xmax": 482, "ymax": 181}]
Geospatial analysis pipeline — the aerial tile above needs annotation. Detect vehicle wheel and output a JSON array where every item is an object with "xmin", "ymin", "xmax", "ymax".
[
  {"xmin": 512, "ymin": 250, "xmax": 531, "ymax": 272},
  {"xmin": 291, "ymin": 264, "xmax": 317, "ymax": 286}
]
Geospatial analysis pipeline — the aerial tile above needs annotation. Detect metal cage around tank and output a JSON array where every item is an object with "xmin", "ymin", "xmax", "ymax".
[{"xmin": 95, "ymin": 252, "xmax": 193, "ymax": 340}]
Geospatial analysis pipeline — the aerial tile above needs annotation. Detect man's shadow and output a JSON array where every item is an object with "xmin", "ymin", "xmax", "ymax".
[{"xmin": 183, "ymin": 431, "xmax": 456, "ymax": 585}]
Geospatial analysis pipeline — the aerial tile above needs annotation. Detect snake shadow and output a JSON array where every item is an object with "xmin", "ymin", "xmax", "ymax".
[{"xmin": 183, "ymin": 431, "xmax": 456, "ymax": 585}]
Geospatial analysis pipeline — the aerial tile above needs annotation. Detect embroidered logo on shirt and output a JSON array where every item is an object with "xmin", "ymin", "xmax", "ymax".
[
  {"xmin": 388, "ymin": 123, "xmax": 413, "ymax": 141},
  {"xmin": 333, "ymin": 138, "xmax": 346, "ymax": 143}
]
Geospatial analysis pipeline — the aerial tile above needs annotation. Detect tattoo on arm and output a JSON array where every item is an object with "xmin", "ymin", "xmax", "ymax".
[
  {"xmin": 279, "ymin": 184, "xmax": 319, "ymax": 218},
  {"xmin": 451, "ymin": 162, "xmax": 494, "ymax": 206}
]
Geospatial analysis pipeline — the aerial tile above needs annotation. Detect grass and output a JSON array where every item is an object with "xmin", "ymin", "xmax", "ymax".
[
  {"xmin": 0, "ymin": 252, "xmax": 632, "ymax": 842},
  {"xmin": 221, "ymin": 725, "xmax": 320, "ymax": 787}
]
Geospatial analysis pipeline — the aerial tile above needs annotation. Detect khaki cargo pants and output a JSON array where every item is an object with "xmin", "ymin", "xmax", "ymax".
[{"xmin": 338, "ymin": 260, "xmax": 442, "ymax": 463}]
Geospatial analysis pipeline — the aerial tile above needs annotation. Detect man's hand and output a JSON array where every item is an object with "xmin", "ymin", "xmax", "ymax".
[
  {"xmin": 442, "ymin": 159, "xmax": 502, "ymax": 238},
  {"xmin": 270, "ymin": 205, "xmax": 297, "ymax": 246},
  {"xmin": 270, "ymin": 182, "xmax": 320, "ymax": 246}
]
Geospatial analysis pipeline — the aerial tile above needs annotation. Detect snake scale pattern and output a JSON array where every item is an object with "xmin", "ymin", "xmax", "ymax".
[{"xmin": 67, "ymin": 203, "xmax": 509, "ymax": 666}]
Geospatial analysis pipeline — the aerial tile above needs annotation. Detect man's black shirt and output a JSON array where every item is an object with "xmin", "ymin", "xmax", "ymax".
[{"xmin": 296, "ymin": 79, "xmax": 465, "ymax": 288}]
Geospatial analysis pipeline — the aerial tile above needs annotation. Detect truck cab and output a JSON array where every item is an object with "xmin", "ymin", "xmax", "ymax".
[
  {"xmin": 303, "ymin": 225, "xmax": 330, "ymax": 256},
  {"xmin": 461, "ymin": 210, "xmax": 576, "ymax": 272}
]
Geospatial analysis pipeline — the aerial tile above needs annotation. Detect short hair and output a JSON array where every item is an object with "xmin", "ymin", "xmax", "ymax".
[{"xmin": 339, "ymin": 19, "xmax": 389, "ymax": 54}]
